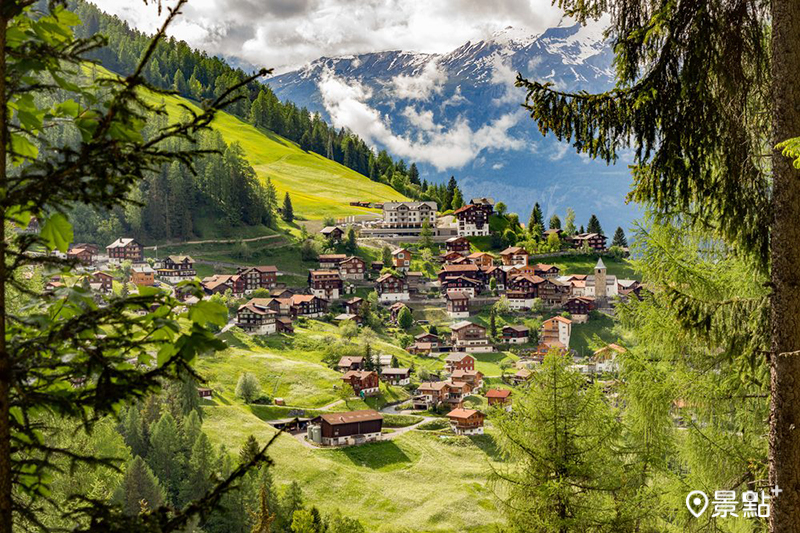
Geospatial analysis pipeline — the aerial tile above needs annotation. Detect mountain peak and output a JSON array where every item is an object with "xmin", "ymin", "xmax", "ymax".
[{"xmin": 488, "ymin": 26, "xmax": 537, "ymax": 46}]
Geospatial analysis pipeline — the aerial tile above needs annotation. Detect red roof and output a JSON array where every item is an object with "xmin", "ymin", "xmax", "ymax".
[{"xmin": 486, "ymin": 389, "xmax": 512, "ymax": 399}]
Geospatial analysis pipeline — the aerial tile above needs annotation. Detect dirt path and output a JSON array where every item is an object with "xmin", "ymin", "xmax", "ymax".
[{"xmin": 144, "ymin": 233, "xmax": 282, "ymax": 250}]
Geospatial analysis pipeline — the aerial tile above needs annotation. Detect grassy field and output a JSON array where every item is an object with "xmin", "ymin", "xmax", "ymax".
[
  {"xmin": 569, "ymin": 312, "xmax": 620, "ymax": 358},
  {"xmin": 202, "ymin": 404, "xmax": 505, "ymax": 532},
  {"xmin": 108, "ymin": 65, "xmax": 408, "ymax": 220}
]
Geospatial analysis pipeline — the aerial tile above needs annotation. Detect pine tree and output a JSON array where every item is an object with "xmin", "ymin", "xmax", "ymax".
[
  {"xmin": 147, "ymin": 412, "xmax": 183, "ymax": 504},
  {"xmin": 548, "ymin": 214, "xmax": 561, "ymax": 230},
  {"xmin": 277, "ymin": 481, "xmax": 305, "ymax": 532},
  {"xmin": 122, "ymin": 404, "xmax": 147, "ymax": 458},
  {"xmin": 240, "ymin": 435, "xmax": 261, "ymax": 465},
  {"xmin": 491, "ymin": 353, "xmax": 628, "ymax": 530},
  {"xmin": 180, "ymin": 432, "xmax": 216, "ymax": 505},
  {"xmin": 409, "ymin": 163, "xmax": 420, "ymax": 185},
  {"xmin": 586, "ymin": 214, "xmax": 603, "ymax": 235},
  {"xmin": 236, "ymin": 372, "xmax": 261, "ymax": 403},
  {"xmin": 578, "ymin": 225, "xmax": 585, "ymax": 234},
  {"xmin": 115, "ymin": 456, "xmax": 165, "ymax": 516},
  {"xmin": 612, "ymin": 227, "xmax": 628, "ymax": 248},
  {"xmin": 489, "ymin": 309, "xmax": 497, "ymax": 339},
  {"xmin": 419, "ymin": 219, "xmax": 434, "ymax": 251},
  {"xmin": 528, "ymin": 203, "xmax": 543, "ymax": 233},
  {"xmin": 451, "ymin": 188, "xmax": 464, "ymax": 210},
  {"xmin": 382, "ymin": 246, "xmax": 393, "ymax": 268},
  {"xmin": 282, "ymin": 193, "xmax": 294, "ymax": 223},
  {"xmin": 345, "ymin": 227, "xmax": 357, "ymax": 253}
]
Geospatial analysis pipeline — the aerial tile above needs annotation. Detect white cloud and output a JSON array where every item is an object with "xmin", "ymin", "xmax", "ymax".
[
  {"xmin": 492, "ymin": 162, "xmax": 505, "ymax": 170},
  {"xmin": 490, "ymin": 55, "xmax": 520, "ymax": 105},
  {"xmin": 91, "ymin": 0, "xmax": 567, "ymax": 73},
  {"xmin": 318, "ymin": 70, "xmax": 527, "ymax": 171},
  {"xmin": 549, "ymin": 142, "xmax": 570, "ymax": 161},
  {"xmin": 390, "ymin": 60, "xmax": 446, "ymax": 101}
]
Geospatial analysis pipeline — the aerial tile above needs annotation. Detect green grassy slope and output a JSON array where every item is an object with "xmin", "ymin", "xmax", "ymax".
[{"xmin": 117, "ymin": 65, "xmax": 409, "ymax": 219}]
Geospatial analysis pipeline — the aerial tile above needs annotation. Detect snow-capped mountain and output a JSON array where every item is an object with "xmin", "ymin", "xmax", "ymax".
[{"xmin": 266, "ymin": 21, "xmax": 638, "ymax": 231}]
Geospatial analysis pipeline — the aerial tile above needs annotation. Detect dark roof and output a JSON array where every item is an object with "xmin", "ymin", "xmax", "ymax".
[{"xmin": 317, "ymin": 410, "xmax": 383, "ymax": 425}]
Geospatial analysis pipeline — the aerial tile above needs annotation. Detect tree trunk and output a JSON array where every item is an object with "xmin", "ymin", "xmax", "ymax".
[
  {"xmin": 0, "ymin": 11, "xmax": 10, "ymax": 533},
  {"xmin": 770, "ymin": 0, "xmax": 800, "ymax": 531}
]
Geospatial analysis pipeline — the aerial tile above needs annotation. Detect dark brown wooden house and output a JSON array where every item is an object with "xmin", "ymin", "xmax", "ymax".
[{"xmin": 308, "ymin": 410, "xmax": 383, "ymax": 446}]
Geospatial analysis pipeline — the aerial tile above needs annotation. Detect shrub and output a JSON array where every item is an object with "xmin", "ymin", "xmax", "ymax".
[{"xmin": 235, "ymin": 372, "xmax": 261, "ymax": 403}]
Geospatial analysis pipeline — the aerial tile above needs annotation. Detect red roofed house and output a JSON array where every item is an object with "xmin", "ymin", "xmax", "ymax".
[
  {"xmin": 337, "ymin": 356, "xmax": 365, "ymax": 372},
  {"xmin": 447, "ymin": 408, "xmax": 486, "ymax": 435},
  {"xmin": 68, "ymin": 246, "xmax": 95, "ymax": 266},
  {"xmin": 308, "ymin": 410, "xmax": 383, "ymax": 446},
  {"xmin": 533, "ymin": 263, "xmax": 561, "ymax": 279},
  {"xmin": 342, "ymin": 371, "xmax": 380, "ymax": 396},
  {"xmin": 451, "ymin": 369, "xmax": 484, "ymax": 390},
  {"xmin": 486, "ymin": 388, "xmax": 512, "ymax": 407},
  {"xmin": 466, "ymin": 252, "xmax": 494, "ymax": 269}
]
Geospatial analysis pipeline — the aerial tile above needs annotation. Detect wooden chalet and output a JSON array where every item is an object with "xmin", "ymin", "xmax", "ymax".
[
  {"xmin": 501, "ymin": 325, "xmax": 530, "ymax": 344},
  {"xmin": 389, "ymin": 302, "xmax": 410, "ymax": 323},
  {"xmin": 541, "ymin": 316, "xmax": 572, "ymax": 350},
  {"xmin": 447, "ymin": 408, "xmax": 486, "ymax": 435},
  {"xmin": 159, "ymin": 255, "xmax": 196, "ymax": 283},
  {"xmin": 533, "ymin": 263, "xmax": 561, "ymax": 279},
  {"xmin": 320, "ymin": 226, "xmax": 344, "ymax": 242},
  {"xmin": 446, "ymin": 291, "xmax": 470, "ymax": 318},
  {"xmin": 308, "ymin": 270, "xmax": 343, "ymax": 300},
  {"xmin": 308, "ymin": 410, "xmax": 383, "ymax": 446},
  {"xmin": 370, "ymin": 261, "xmax": 384, "ymax": 273},
  {"xmin": 482, "ymin": 265, "xmax": 507, "ymax": 291},
  {"xmin": 465, "ymin": 252, "xmax": 494, "ymax": 269},
  {"xmin": 569, "ymin": 232, "xmax": 607, "ymax": 251},
  {"xmin": 444, "ymin": 352, "xmax": 476, "ymax": 373},
  {"xmin": 236, "ymin": 299, "xmax": 278, "ymax": 335},
  {"xmin": 513, "ymin": 368, "xmax": 533, "ymax": 384},
  {"xmin": 441, "ymin": 251, "xmax": 465, "ymax": 264},
  {"xmin": 339, "ymin": 256, "xmax": 367, "ymax": 280},
  {"xmin": 450, "ymin": 369, "xmax": 483, "ymax": 390},
  {"xmin": 319, "ymin": 254, "xmax": 348, "ymax": 269},
  {"xmin": 380, "ymin": 368, "xmax": 412, "ymax": 386},
  {"xmin": 202, "ymin": 274, "xmax": 238, "ymax": 295},
  {"xmin": 441, "ymin": 275, "xmax": 482, "ymax": 297},
  {"xmin": 236, "ymin": 265, "xmax": 278, "ymax": 291},
  {"xmin": 392, "ymin": 248, "xmax": 412, "ymax": 271},
  {"xmin": 345, "ymin": 297, "xmax": 364, "ymax": 315},
  {"xmin": 376, "ymin": 272, "xmax": 410, "ymax": 303},
  {"xmin": 337, "ymin": 356, "xmax": 364, "ymax": 372},
  {"xmin": 68, "ymin": 246, "xmax": 95, "ymax": 266},
  {"xmin": 499, "ymin": 246, "xmax": 528, "ymax": 267},
  {"xmin": 450, "ymin": 322, "xmax": 492, "ymax": 353},
  {"xmin": 538, "ymin": 278, "xmax": 571, "ymax": 307},
  {"xmin": 565, "ymin": 296, "xmax": 595, "ymax": 316},
  {"xmin": 486, "ymin": 388, "xmax": 512, "ymax": 406},
  {"xmin": 445, "ymin": 236, "xmax": 471, "ymax": 254},
  {"xmin": 90, "ymin": 271, "xmax": 114, "ymax": 293},
  {"xmin": 342, "ymin": 370, "xmax": 380, "ymax": 396},
  {"xmin": 106, "ymin": 237, "xmax": 143, "ymax": 264},
  {"xmin": 197, "ymin": 387, "xmax": 213, "ymax": 399}
]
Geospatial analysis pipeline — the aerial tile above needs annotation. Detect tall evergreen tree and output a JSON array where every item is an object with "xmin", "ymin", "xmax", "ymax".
[
  {"xmin": 586, "ymin": 214, "xmax": 603, "ymax": 235},
  {"xmin": 147, "ymin": 412, "xmax": 183, "ymax": 504},
  {"xmin": 612, "ymin": 227, "xmax": 628, "ymax": 248},
  {"xmin": 408, "ymin": 163, "xmax": 420, "ymax": 185},
  {"xmin": 548, "ymin": 214, "xmax": 561, "ymax": 230},
  {"xmin": 122, "ymin": 404, "xmax": 147, "ymax": 458},
  {"xmin": 282, "ymin": 193, "xmax": 294, "ymax": 223},
  {"xmin": 115, "ymin": 456, "xmax": 165, "ymax": 516},
  {"xmin": 345, "ymin": 227, "xmax": 357, "ymax": 253}
]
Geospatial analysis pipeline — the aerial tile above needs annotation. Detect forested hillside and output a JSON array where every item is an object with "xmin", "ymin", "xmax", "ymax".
[{"xmin": 68, "ymin": 0, "xmax": 468, "ymax": 207}]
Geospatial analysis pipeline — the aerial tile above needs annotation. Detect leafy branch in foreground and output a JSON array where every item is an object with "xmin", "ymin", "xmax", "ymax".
[{"xmin": 0, "ymin": 1, "xmax": 271, "ymax": 531}]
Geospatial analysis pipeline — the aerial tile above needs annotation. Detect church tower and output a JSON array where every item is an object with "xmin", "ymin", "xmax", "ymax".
[{"xmin": 594, "ymin": 257, "xmax": 607, "ymax": 304}]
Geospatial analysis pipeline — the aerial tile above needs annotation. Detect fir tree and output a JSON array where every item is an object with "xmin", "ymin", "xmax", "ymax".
[
  {"xmin": 180, "ymin": 432, "xmax": 216, "ymax": 505},
  {"xmin": 409, "ymin": 163, "xmax": 420, "ymax": 185},
  {"xmin": 122, "ymin": 404, "xmax": 147, "ymax": 458},
  {"xmin": 282, "ymin": 193, "xmax": 294, "ymax": 223},
  {"xmin": 240, "ymin": 435, "xmax": 261, "ymax": 465},
  {"xmin": 528, "ymin": 203, "xmax": 543, "ymax": 234},
  {"xmin": 147, "ymin": 412, "xmax": 183, "ymax": 504},
  {"xmin": 489, "ymin": 309, "xmax": 497, "ymax": 339},
  {"xmin": 548, "ymin": 214, "xmax": 561, "ymax": 230},
  {"xmin": 451, "ymin": 188, "xmax": 464, "ymax": 210},
  {"xmin": 345, "ymin": 227, "xmax": 357, "ymax": 253},
  {"xmin": 587, "ymin": 214, "xmax": 603, "ymax": 235},
  {"xmin": 115, "ymin": 456, "xmax": 165, "ymax": 516},
  {"xmin": 419, "ymin": 219, "xmax": 434, "ymax": 251},
  {"xmin": 382, "ymin": 246, "xmax": 393, "ymax": 268},
  {"xmin": 612, "ymin": 227, "xmax": 628, "ymax": 248}
]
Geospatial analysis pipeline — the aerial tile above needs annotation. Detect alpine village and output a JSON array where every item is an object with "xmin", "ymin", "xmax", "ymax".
[{"xmin": 4, "ymin": 1, "xmax": 790, "ymax": 532}]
